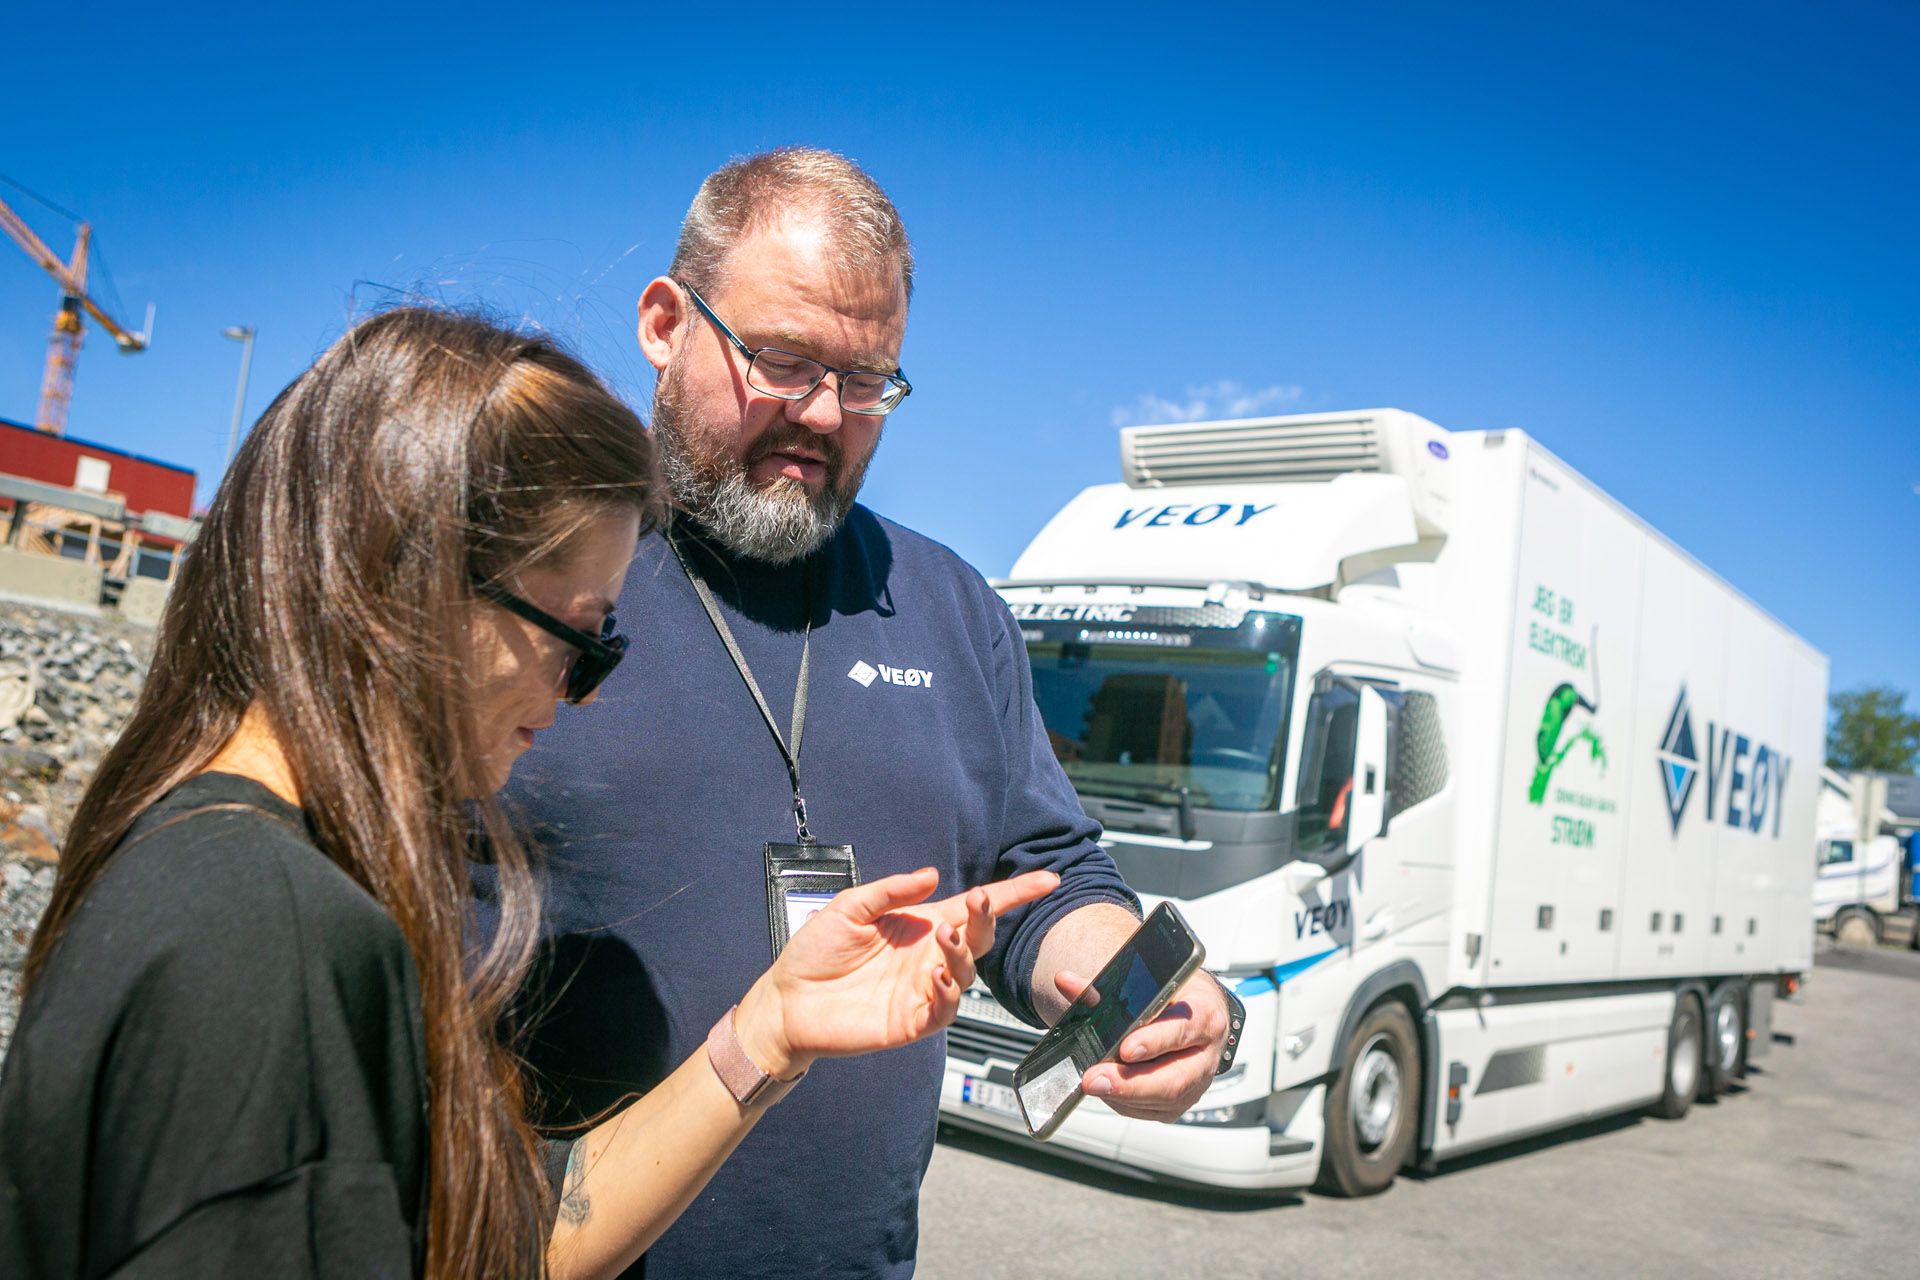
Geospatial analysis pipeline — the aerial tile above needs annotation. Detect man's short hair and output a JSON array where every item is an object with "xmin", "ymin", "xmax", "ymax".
[{"xmin": 670, "ymin": 146, "xmax": 914, "ymax": 303}]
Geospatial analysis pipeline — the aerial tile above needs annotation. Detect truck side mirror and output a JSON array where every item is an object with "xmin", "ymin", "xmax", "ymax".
[{"xmin": 1346, "ymin": 684, "xmax": 1389, "ymax": 850}]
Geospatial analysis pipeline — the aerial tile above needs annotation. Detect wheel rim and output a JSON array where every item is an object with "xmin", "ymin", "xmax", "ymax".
[
  {"xmin": 1713, "ymin": 999, "xmax": 1741, "ymax": 1072},
  {"xmin": 1672, "ymin": 1017, "xmax": 1700, "ymax": 1099},
  {"xmin": 1350, "ymin": 1032, "xmax": 1402, "ymax": 1151}
]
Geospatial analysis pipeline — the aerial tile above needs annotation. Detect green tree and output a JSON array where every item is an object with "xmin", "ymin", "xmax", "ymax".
[{"xmin": 1827, "ymin": 685, "xmax": 1920, "ymax": 773}]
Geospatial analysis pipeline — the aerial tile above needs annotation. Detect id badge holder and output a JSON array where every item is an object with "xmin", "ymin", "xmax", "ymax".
[{"xmin": 765, "ymin": 839, "xmax": 859, "ymax": 959}]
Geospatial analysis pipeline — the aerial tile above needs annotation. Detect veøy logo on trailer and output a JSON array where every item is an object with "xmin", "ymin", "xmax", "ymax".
[
  {"xmin": 1656, "ymin": 687, "xmax": 1700, "ymax": 833},
  {"xmin": 1655, "ymin": 685, "xmax": 1791, "ymax": 838}
]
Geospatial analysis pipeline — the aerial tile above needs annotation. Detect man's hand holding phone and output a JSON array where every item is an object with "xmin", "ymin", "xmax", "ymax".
[
  {"xmin": 1049, "ymin": 965, "xmax": 1232, "ymax": 1123},
  {"xmin": 1015, "ymin": 903, "xmax": 1229, "ymax": 1138}
]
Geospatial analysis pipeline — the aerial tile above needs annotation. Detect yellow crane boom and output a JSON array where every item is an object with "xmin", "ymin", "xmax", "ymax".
[{"xmin": 0, "ymin": 192, "xmax": 150, "ymax": 437}]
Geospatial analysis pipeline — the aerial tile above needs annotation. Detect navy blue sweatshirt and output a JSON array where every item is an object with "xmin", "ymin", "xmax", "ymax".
[{"xmin": 490, "ymin": 506, "xmax": 1136, "ymax": 1279}]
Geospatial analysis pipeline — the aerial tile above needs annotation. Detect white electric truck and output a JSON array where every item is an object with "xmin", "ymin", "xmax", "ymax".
[{"xmin": 941, "ymin": 409, "xmax": 1826, "ymax": 1196}]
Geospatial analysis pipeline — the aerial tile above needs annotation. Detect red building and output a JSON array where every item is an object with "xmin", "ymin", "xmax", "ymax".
[{"xmin": 0, "ymin": 417, "xmax": 196, "ymax": 518}]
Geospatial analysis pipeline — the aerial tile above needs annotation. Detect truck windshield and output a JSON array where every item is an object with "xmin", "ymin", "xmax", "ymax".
[{"xmin": 1028, "ymin": 641, "xmax": 1295, "ymax": 812}]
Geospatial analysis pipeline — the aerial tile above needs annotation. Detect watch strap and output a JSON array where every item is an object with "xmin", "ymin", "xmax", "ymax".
[
  {"xmin": 1215, "ymin": 980, "xmax": 1247, "ymax": 1075},
  {"xmin": 706, "ymin": 1005, "xmax": 805, "ymax": 1107}
]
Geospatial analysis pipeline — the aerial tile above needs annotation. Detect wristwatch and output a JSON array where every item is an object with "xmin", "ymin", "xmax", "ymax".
[
  {"xmin": 706, "ymin": 1005, "xmax": 807, "ymax": 1107},
  {"xmin": 1214, "ymin": 979, "xmax": 1246, "ymax": 1075}
]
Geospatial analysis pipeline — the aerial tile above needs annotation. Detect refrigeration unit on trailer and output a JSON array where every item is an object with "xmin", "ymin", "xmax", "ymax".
[{"xmin": 940, "ymin": 408, "xmax": 1826, "ymax": 1194}]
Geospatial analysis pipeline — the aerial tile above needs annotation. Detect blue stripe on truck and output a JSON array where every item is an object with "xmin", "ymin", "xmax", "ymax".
[{"xmin": 1235, "ymin": 947, "xmax": 1340, "ymax": 996}]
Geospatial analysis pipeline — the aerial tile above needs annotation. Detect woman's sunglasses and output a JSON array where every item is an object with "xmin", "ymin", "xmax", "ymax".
[{"xmin": 472, "ymin": 579, "xmax": 627, "ymax": 704}]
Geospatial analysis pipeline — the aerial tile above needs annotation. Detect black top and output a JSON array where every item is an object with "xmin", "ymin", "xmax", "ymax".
[{"xmin": 0, "ymin": 773, "xmax": 431, "ymax": 1279}]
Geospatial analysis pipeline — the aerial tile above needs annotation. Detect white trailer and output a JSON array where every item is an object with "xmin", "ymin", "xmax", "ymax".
[{"xmin": 942, "ymin": 409, "xmax": 1826, "ymax": 1195}]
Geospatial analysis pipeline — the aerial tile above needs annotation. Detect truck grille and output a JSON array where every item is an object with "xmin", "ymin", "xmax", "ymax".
[
  {"xmin": 949, "ymin": 1018, "xmax": 1042, "ymax": 1065},
  {"xmin": 948, "ymin": 988, "xmax": 1043, "ymax": 1065}
]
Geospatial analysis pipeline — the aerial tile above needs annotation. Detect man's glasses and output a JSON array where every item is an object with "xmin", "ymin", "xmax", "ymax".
[
  {"xmin": 676, "ymin": 279, "xmax": 912, "ymax": 417},
  {"xmin": 473, "ymin": 579, "xmax": 628, "ymax": 704}
]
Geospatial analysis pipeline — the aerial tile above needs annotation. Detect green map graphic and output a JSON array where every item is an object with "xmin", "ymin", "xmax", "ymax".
[{"xmin": 1529, "ymin": 682, "xmax": 1607, "ymax": 805}]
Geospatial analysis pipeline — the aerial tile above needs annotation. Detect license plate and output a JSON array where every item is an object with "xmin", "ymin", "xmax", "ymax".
[{"xmin": 961, "ymin": 1075, "xmax": 1021, "ymax": 1119}]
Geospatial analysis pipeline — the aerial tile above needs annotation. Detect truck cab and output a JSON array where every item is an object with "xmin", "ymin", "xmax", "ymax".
[
  {"xmin": 944, "ymin": 410, "xmax": 1465, "ymax": 1190},
  {"xmin": 1813, "ymin": 768, "xmax": 1904, "ymax": 946}
]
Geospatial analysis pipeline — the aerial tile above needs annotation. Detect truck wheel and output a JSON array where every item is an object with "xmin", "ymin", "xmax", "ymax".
[
  {"xmin": 1651, "ymin": 994, "xmax": 1703, "ymax": 1120},
  {"xmin": 1315, "ymin": 1001, "xmax": 1420, "ymax": 1197},
  {"xmin": 1704, "ymin": 981, "xmax": 1746, "ymax": 1096},
  {"xmin": 1833, "ymin": 909, "xmax": 1880, "ymax": 949}
]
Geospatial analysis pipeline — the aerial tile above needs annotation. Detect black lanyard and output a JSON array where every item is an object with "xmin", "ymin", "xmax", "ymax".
[{"xmin": 668, "ymin": 532, "xmax": 818, "ymax": 842}]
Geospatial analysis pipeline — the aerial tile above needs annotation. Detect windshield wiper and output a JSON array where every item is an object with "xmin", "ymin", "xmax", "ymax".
[{"xmin": 1078, "ymin": 779, "xmax": 1199, "ymax": 842}]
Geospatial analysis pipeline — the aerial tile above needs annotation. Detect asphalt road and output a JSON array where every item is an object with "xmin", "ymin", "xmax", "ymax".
[{"xmin": 920, "ymin": 941, "xmax": 1920, "ymax": 1279}]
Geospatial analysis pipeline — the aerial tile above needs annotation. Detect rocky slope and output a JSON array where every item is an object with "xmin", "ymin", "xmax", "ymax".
[{"xmin": 1, "ymin": 602, "xmax": 154, "ymax": 1059}]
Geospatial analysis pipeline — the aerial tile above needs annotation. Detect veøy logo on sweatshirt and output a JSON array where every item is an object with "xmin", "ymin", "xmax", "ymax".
[
  {"xmin": 847, "ymin": 660, "xmax": 933, "ymax": 689},
  {"xmin": 1656, "ymin": 685, "xmax": 1790, "ymax": 838}
]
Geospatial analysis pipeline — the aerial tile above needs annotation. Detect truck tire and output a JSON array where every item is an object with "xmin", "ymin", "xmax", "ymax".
[
  {"xmin": 1315, "ymin": 1001, "xmax": 1420, "ymax": 1197},
  {"xmin": 1833, "ymin": 908, "xmax": 1880, "ymax": 949},
  {"xmin": 1651, "ymin": 994, "xmax": 1703, "ymax": 1120},
  {"xmin": 1704, "ymin": 980, "xmax": 1746, "ymax": 1096}
]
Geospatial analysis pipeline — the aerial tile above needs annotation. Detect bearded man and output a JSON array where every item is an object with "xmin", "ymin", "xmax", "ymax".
[{"xmin": 501, "ymin": 148, "xmax": 1231, "ymax": 1279}]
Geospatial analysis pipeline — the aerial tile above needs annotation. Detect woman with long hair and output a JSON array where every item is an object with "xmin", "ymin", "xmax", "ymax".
[{"xmin": 0, "ymin": 307, "xmax": 1053, "ymax": 1279}]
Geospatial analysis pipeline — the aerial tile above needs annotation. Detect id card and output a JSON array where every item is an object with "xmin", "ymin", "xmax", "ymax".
[
  {"xmin": 764, "ymin": 840, "xmax": 859, "ymax": 959},
  {"xmin": 783, "ymin": 891, "xmax": 836, "ymax": 942}
]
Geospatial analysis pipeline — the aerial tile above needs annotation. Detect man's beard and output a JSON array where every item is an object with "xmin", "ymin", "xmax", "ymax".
[{"xmin": 652, "ymin": 362, "xmax": 878, "ymax": 565}]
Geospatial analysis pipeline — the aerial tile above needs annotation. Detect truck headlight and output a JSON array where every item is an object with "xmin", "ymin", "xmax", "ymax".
[{"xmin": 1175, "ymin": 1096, "xmax": 1268, "ymax": 1127}]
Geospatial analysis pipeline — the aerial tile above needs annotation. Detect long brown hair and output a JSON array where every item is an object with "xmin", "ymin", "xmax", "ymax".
[{"xmin": 27, "ymin": 307, "xmax": 658, "ymax": 1278}]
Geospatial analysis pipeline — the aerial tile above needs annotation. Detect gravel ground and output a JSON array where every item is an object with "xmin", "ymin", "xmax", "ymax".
[
  {"xmin": 0, "ymin": 600, "xmax": 154, "ymax": 832},
  {"xmin": 0, "ymin": 601, "xmax": 155, "ymax": 1063},
  {"xmin": 0, "ymin": 855, "xmax": 56, "ymax": 1055}
]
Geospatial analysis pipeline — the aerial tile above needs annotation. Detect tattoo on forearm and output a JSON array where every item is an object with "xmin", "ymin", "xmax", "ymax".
[{"xmin": 559, "ymin": 1140, "xmax": 592, "ymax": 1226}]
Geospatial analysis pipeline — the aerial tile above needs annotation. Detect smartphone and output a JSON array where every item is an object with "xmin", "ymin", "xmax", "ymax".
[{"xmin": 1014, "ymin": 902, "xmax": 1206, "ymax": 1141}]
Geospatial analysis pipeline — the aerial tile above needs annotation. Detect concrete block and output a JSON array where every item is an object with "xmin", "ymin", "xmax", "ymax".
[
  {"xmin": 0, "ymin": 548, "xmax": 103, "ymax": 615},
  {"xmin": 116, "ymin": 577, "xmax": 173, "ymax": 628}
]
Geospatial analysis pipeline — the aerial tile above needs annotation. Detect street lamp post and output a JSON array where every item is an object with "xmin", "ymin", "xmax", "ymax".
[{"xmin": 221, "ymin": 325, "xmax": 256, "ymax": 473}]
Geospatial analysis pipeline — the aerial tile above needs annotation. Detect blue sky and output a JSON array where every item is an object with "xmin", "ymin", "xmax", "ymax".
[{"xmin": 2, "ymin": 3, "xmax": 1914, "ymax": 705}]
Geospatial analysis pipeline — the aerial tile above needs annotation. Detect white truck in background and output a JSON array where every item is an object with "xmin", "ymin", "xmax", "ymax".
[
  {"xmin": 941, "ymin": 409, "xmax": 1825, "ymax": 1195},
  {"xmin": 1813, "ymin": 768, "xmax": 1907, "ymax": 947}
]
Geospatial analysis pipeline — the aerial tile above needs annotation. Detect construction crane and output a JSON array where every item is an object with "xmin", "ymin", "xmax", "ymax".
[{"xmin": 0, "ymin": 186, "xmax": 152, "ymax": 437}]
